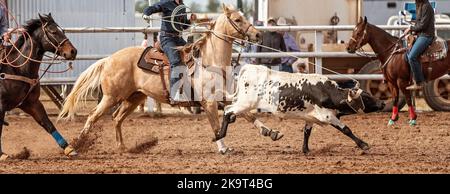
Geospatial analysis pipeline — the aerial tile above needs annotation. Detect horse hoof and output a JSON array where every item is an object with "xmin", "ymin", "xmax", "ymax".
[
  {"xmin": 64, "ymin": 145, "xmax": 78, "ymax": 157},
  {"xmin": 270, "ymin": 131, "xmax": 284, "ymax": 141},
  {"xmin": 387, "ymin": 119, "xmax": 395, "ymax": 126},
  {"xmin": 409, "ymin": 120, "xmax": 417, "ymax": 126},
  {"xmin": 219, "ymin": 147, "xmax": 233, "ymax": 155},
  {"xmin": 0, "ymin": 154, "xmax": 9, "ymax": 161},
  {"xmin": 118, "ymin": 145, "xmax": 127, "ymax": 152},
  {"xmin": 302, "ymin": 148, "xmax": 310, "ymax": 155}
]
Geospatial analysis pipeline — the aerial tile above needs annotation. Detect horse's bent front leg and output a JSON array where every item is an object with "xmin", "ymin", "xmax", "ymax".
[
  {"xmin": 20, "ymin": 101, "xmax": 77, "ymax": 157},
  {"xmin": 202, "ymin": 101, "xmax": 230, "ymax": 154}
]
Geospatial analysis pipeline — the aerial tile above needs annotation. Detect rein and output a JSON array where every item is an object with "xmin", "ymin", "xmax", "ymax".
[{"xmin": 352, "ymin": 25, "xmax": 408, "ymax": 71}]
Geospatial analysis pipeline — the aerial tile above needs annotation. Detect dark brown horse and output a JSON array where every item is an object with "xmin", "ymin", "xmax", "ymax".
[
  {"xmin": 0, "ymin": 14, "xmax": 77, "ymax": 160},
  {"xmin": 347, "ymin": 17, "xmax": 450, "ymax": 126}
]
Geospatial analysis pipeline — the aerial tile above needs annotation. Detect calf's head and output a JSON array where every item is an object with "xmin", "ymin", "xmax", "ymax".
[{"xmin": 343, "ymin": 89, "xmax": 385, "ymax": 114}]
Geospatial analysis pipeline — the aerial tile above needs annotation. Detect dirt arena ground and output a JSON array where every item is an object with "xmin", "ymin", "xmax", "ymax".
[{"xmin": 0, "ymin": 105, "xmax": 450, "ymax": 174}]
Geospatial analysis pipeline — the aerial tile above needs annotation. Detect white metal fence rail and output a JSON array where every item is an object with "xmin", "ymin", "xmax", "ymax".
[{"xmin": 38, "ymin": 25, "xmax": 450, "ymax": 84}]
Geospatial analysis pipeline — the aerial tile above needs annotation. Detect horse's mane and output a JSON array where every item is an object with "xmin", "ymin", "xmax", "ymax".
[
  {"xmin": 178, "ymin": 6, "xmax": 238, "ymax": 55},
  {"xmin": 15, "ymin": 14, "xmax": 53, "ymax": 48},
  {"xmin": 368, "ymin": 23, "xmax": 398, "ymax": 44}
]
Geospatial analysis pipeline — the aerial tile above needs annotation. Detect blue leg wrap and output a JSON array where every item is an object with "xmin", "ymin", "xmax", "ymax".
[{"xmin": 51, "ymin": 131, "xmax": 68, "ymax": 148}]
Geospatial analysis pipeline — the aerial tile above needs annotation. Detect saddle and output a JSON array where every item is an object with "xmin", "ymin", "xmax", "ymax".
[
  {"xmin": 407, "ymin": 35, "xmax": 448, "ymax": 63},
  {"xmin": 137, "ymin": 41, "xmax": 200, "ymax": 106},
  {"xmin": 138, "ymin": 41, "xmax": 198, "ymax": 73},
  {"xmin": 137, "ymin": 45, "xmax": 170, "ymax": 73}
]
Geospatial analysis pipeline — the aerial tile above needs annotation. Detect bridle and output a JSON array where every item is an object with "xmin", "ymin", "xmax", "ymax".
[
  {"xmin": 41, "ymin": 21, "xmax": 69, "ymax": 53},
  {"xmin": 350, "ymin": 23, "xmax": 405, "ymax": 70},
  {"xmin": 350, "ymin": 24, "xmax": 369, "ymax": 51},
  {"xmin": 211, "ymin": 13, "xmax": 254, "ymax": 45},
  {"xmin": 226, "ymin": 15, "xmax": 253, "ymax": 41},
  {"xmin": 0, "ymin": 21, "xmax": 71, "ymax": 109}
]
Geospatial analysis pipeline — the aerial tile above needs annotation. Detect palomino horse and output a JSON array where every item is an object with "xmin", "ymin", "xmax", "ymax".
[
  {"xmin": 0, "ymin": 14, "xmax": 78, "ymax": 160},
  {"xmin": 347, "ymin": 17, "xmax": 450, "ymax": 126},
  {"xmin": 59, "ymin": 5, "xmax": 281, "ymax": 153}
]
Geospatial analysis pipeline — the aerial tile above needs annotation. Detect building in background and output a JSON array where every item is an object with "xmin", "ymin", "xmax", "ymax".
[
  {"xmin": 364, "ymin": 0, "xmax": 450, "ymax": 25},
  {"xmin": 256, "ymin": 0, "xmax": 363, "ymax": 45}
]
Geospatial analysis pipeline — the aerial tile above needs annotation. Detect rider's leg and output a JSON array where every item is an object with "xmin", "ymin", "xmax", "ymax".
[
  {"xmin": 406, "ymin": 35, "xmax": 434, "ymax": 90},
  {"xmin": 160, "ymin": 35, "xmax": 186, "ymax": 101}
]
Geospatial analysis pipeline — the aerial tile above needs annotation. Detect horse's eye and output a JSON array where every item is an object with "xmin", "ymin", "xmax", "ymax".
[{"xmin": 234, "ymin": 19, "xmax": 241, "ymax": 23}]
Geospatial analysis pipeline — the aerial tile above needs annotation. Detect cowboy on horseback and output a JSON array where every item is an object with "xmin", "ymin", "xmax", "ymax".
[
  {"xmin": 142, "ymin": 0, "xmax": 197, "ymax": 104},
  {"xmin": 403, "ymin": 0, "xmax": 435, "ymax": 90}
]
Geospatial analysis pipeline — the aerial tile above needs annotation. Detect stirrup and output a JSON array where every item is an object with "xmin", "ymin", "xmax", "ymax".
[{"xmin": 406, "ymin": 83, "xmax": 423, "ymax": 90}]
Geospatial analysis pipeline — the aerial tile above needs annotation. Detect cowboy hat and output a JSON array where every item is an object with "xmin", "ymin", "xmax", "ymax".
[
  {"xmin": 277, "ymin": 17, "xmax": 288, "ymax": 26},
  {"xmin": 267, "ymin": 17, "xmax": 276, "ymax": 24}
]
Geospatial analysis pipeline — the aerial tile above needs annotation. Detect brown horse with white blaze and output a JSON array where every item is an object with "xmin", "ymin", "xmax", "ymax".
[{"xmin": 347, "ymin": 17, "xmax": 450, "ymax": 126}]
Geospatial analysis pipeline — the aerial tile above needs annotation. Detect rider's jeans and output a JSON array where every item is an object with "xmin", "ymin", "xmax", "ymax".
[
  {"xmin": 160, "ymin": 34, "xmax": 187, "ymax": 97},
  {"xmin": 407, "ymin": 35, "xmax": 434, "ymax": 84}
]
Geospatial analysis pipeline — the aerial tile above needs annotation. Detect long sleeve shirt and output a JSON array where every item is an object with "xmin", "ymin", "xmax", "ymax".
[
  {"xmin": 281, "ymin": 32, "xmax": 301, "ymax": 65},
  {"xmin": 257, "ymin": 31, "xmax": 286, "ymax": 65},
  {"xmin": 411, "ymin": 1, "xmax": 435, "ymax": 37},
  {"xmin": 143, "ymin": 0, "xmax": 191, "ymax": 34}
]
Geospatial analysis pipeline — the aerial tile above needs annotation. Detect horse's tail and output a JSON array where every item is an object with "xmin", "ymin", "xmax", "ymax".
[{"xmin": 58, "ymin": 57, "xmax": 109, "ymax": 120}]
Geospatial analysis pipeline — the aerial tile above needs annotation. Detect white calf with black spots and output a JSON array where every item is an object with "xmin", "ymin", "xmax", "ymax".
[{"xmin": 218, "ymin": 65, "xmax": 385, "ymax": 153}]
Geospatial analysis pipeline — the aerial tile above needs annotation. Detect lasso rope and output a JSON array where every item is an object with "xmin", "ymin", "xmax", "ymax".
[
  {"xmin": 0, "ymin": 1, "xmax": 69, "ymax": 69},
  {"xmin": 170, "ymin": 4, "xmax": 190, "ymax": 33}
]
